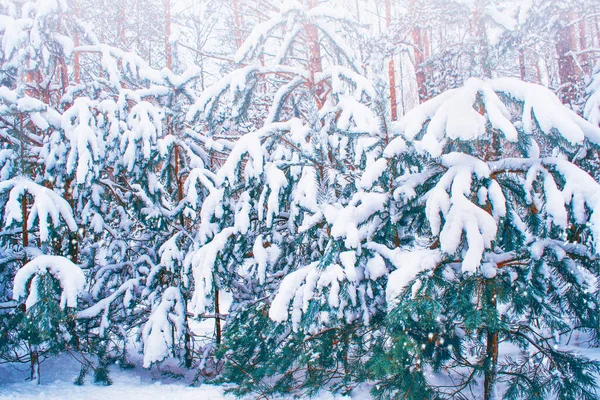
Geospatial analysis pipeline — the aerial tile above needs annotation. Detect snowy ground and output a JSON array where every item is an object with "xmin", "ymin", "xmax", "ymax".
[
  {"xmin": 1, "ymin": 312, "xmax": 597, "ymax": 400},
  {"xmin": 0, "ymin": 354, "xmax": 363, "ymax": 400},
  {"xmin": 0, "ymin": 290, "xmax": 365, "ymax": 400},
  {"xmin": 0, "ymin": 333, "xmax": 367, "ymax": 400},
  {"xmin": 1, "ymin": 346, "xmax": 599, "ymax": 399},
  {"xmin": 0, "ymin": 354, "xmax": 230, "ymax": 400}
]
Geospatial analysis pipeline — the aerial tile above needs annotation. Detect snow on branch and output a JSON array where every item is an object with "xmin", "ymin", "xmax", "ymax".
[
  {"xmin": 184, "ymin": 227, "xmax": 236, "ymax": 316},
  {"xmin": 13, "ymin": 255, "xmax": 85, "ymax": 309},
  {"xmin": 121, "ymin": 101, "xmax": 163, "ymax": 172},
  {"xmin": 77, "ymin": 278, "xmax": 141, "ymax": 335},
  {"xmin": 392, "ymin": 77, "xmax": 600, "ymax": 157},
  {"xmin": 186, "ymin": 66, "xmax": 308, "ymax": 123},
  {"xmin": 585, "ymin": 63, "xmax": 600, "ymax": 127},
  {"xmin": 75, "ymin": 44, "xmax": 201, "ymax": 90},
  {"xmin": 269, "ymin": 261, "xmax": 351, "ymax": 330},
  {"xmin": 425, "ymin": 154, "xmax": 498, "ymax": 274},
  {"xmin": 234, "ymin": 1, "xmax": 304, "ymax": 64},
  {"xmin": 323, "ymin": 192, "xmax": 388, "ymax": 249},
  {"xmin": 142, "ymin": 287, "xmax": 186, "ymax": 368},
  {"xmin": 62, "ymin": 97, "xmax": 103, "ymax": 184},
  {"xmin": 235, "ymin": 0, "xmax": 361, "ymax": 71},
  {"xmin": 0, "ymin": 177, "xmax": 77, "ymax": 241},
  {"xmin": 367, "ymin": 243, "xmax": 442, "ymax": 306},
  {"xmin": 215, "ymin": 119, "xmax": 306, "ymax": 186}
]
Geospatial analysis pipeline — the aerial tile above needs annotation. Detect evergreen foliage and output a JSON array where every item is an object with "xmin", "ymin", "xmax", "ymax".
[{"xmin": 0, "ymin": 0, "xmax": 598, "ymax": 398}]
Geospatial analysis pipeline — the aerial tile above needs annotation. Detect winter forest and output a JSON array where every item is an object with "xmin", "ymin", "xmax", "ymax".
[{"xmin": 1, "ymin": 0, "xmax": 600, "ymax": 398}]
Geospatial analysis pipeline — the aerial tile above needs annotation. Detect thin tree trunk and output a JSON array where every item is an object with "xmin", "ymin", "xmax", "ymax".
[
  {"xmin": 214, "ymin": 275, "xmax": 221, "ymax": 345},
  {"xmin": 474, "ymin": 0, "xmax": 491, "ymax": 79},
  {"xmin": 307, "ymin": 0, "xmax": 323, "ymax": 104},
  {"xmin": 412, "ymin": 26, "xmax": 427, "ymax": 101},
  {"xmin": 30, "ymin": 345, "xmax": 40, "ymax": 384},
  {"xmin": 165, "ymin": 0, "xmax": 172, "ymax": 69},
  {"xmin": 483, "ymin": 288, "xmax": 498, "ymax": 400},
  {"xmin": 74, "ymin": 0, "xmax": 80, "ymax": 83},
  {"xmin": 595, "ymin": 16, "xmax": 600, "ymax": 48},
  {"xmin": 232, "ymin": 0, "xmax": 243, "ymax": 49},
  {"xmin": 19, "ymin": 115, "xmax": 28, "ymax": 251},
  {"xmin": 578, "ymin": 18, "xmax": 588, "ymax": 73},
  {"xmin": 174, "ymin": 145, "xmax": 184, "ymax": 227},
  {"xmin": 556, "ymin": 11, "xmax": 577, "ymax": 103},
  {"xmin": 385, "ymin": 0, "xmax": 398, "ymax": 124},
  {"xmin": 184, "ymin": 328, "xmax": 193, "ymax": 368},
  {"xmin": 483, "ymin": 330, "xmax": 499, "ymax": 399},
  {"xmin": 66, "ymin": 178, "xmax": 78, "ymax": 264},
  {"xmin": 518, "ymin": 48, "xmax": 526, "ymax": 80}
]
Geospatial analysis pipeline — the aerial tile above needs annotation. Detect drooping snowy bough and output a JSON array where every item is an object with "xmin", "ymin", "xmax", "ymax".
[{"xmin": 13, "ymin": 255, "xmax": 85, "ymax": 310}]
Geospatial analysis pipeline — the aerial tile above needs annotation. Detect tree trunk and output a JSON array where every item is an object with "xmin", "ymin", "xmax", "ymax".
[
  {"xmin": 30, "ymin": 345, "xmax": 40, "ymax": 384},
  {"xmin": 19, "ymin": 115, "xmax": 28, "ymax": 253},
  {"xmin": 578, "ymin": 17, "xmax": 588, "ymax": 73},
  {"xmin": 595, "ymin": 17, "xmax": 600, "ymax": 49},
  {"xmin": 556, "ymin": 11, "xmax": 577, "ymax": 104},
  {"xmin": 474, "ymin": 0, "xmax": 491, "ymax": 79},
  {"xmin": 184, "ymin": 329, "xmax": 193, "ymax": 368},
  {"xmin": 307, "ymin": 0, "xmax": 323, "ymax": 106},
  {"xmin": 483, "ymin": 288, "xmax": 498, "ymax": 400},
  {"xmin": 411, "ymin": 26, "xmax": 427, "ymax": 101},
  {"xmin": 518, "ymin": 48, "xmax": 526, "ymax": 80},
  {"xmin": 232, "ymin": 0, "xmax": 243, "ymax": 50},
  {"xmin": 214, "ymin": 275, "xmax": 221, "ymax": 345},
  {"xmin": 483, "ymin": 330, "xmax": 499, "ymax": 399},
  {"xmin": 74, "ymin": 0, "xmax": 80, "ymax": 83},
  {"xmin": 165, "ymin": 0, "xmax": 172, "ymax": 70},
  {"xmin": 385, "ymin": 0, "xmax": 398, "ymax": 123}
]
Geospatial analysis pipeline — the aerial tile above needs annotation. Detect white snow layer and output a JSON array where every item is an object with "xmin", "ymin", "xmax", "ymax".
[
  {"xmin": 0, "ymin": 178, "xmax": 77, "ymax": 242},
  {"xmin": 392, "ymin": 77, "xmax": 600, "ymax": 157},
  {"xmin": 13, "ymin": 255, "xmax": 85, "ymax": 309}
]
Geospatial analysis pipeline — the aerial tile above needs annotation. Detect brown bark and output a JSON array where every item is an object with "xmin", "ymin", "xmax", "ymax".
[
  {"xmin": 74, "ymin": 0, "xmax": 80, "ymax": 83},
  {"xmin": 66, "ymin": 178, "xmax": 78, "ymax": 264},
  {"xmin": 385, "ymin": 0, "xmax": 397, "ymax": 123},
  {"xmin": 424, "ymin": 27, "xmax": 431, "ymax": 58},
  {"xmin": 174, "ymin": 144, "xmax": 184, "ymax": 227},
  {"xmin": 19, "ymin": 115, "xmax": 28, "ymax": 251},
  {"xmin": 518, "ymin": 48, "xmax": 526, "ymax": 80},
  {"xmin": 483, "ymin": 329, "xmax": 499, "ymax": 400},
  {"xmin": 60, "ymin": 59, "xmax": 69, "ymax": 92},
  {"xmin": 412, "ymin": 26, "xmax": 427, "ymax": 101},
  {"xmin": 214, "ymin": 274, "xmax": 221, "ymax": 345},
  {"xmin": 556, "ymin": 11, "xmax": 577, "ymax": 103},
  {"xmin": 483, "ymin": 284, "xmax": 498, "ymax": 400},
  {"xmin": 474, "ymin": 0, "xmax": 491, "ymax": 79},
  {"xmin": 578, "ymin": 18, "xmax": 588, "ymax": 72},
  {"xmin": 307, "ymin": 0, "xmax": 324, "ymax": 106},
  {"xmin": 232, "ymin": 0, "xmax": 243, "ymax": 49},
  {"xmin": 165, "ymin": 0, "xmax": 172, "ymax": 70},
  {"xmin": 596, "ymin": 17, "xmax": 600, "ymax": 49},
  {"xmin": 30, "ymin": 346, "xmax": 40, "ymax": 384}
]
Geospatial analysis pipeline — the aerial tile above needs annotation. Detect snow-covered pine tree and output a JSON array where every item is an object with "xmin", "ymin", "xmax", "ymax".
[
  {"xmin": 0, "ymin": 0, "xmax": 86, "ymax": 382},
  {"xmin": 367, "ymin": 77, "xmax": 600, "ymax": 399},
  {"xmin": 184, "ymin": 1, "xmax": 395, "ymax": 394}
]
